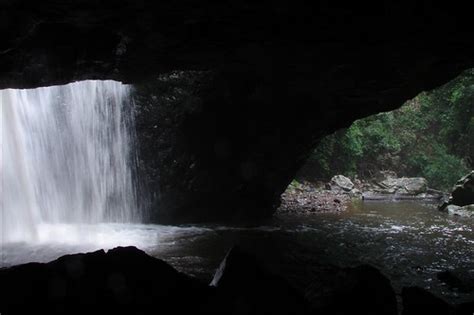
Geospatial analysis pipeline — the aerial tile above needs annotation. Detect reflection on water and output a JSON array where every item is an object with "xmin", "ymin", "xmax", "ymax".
[{"xmin": 1, "ymin": 201, "xmax": 473, "ymax": 303}]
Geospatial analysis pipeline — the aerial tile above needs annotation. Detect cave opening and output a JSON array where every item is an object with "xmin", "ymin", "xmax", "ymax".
[{"xmin": 277, "ymin": 69, "xmax": 474, "ymax": 305}]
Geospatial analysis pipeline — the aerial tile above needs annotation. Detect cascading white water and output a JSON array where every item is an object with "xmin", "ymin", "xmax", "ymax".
[{"xmin": 1, "ymin": 80, "xmax": 140, "ymax": 243}]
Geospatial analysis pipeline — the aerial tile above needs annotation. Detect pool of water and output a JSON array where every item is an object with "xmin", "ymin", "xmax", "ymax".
[
  {"xmin": 277, "ymin": 201, "xmax": 474, "ymax": 302},
  {"xmin": 1, "ymin": 201, "xmax": 473, "ymax": 304}
]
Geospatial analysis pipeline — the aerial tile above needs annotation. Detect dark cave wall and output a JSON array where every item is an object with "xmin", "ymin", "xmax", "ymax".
[
  {"xmin": 2, "ymin": 1, "xmax": 474, "ymax": 222},
  {"xmin": 133, "ymin": 70, "xmax": 323, "ymax": 222},
  {"xmin": 2, "ymin": 1, "xmax": 473, "ymax": 90}
]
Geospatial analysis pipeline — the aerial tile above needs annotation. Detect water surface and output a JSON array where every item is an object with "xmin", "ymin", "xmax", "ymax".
[{"xmin": 1, "ymin": 201, "xmax": 473, "ymax": 304}]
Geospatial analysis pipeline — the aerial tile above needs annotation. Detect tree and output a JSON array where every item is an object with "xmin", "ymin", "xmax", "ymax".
[{"xmin": 305, "ymin": 69, "xmax": 473, "ymax": 190}]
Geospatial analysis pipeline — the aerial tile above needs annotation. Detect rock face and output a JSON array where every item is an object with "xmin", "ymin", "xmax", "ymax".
[
  {"xmin": 2, "ymin": 2, "xmax": 474, "ymax": 222},
  {"xmin": 440, "ymin": 171, "xmax": 474, "ymax": 213}
]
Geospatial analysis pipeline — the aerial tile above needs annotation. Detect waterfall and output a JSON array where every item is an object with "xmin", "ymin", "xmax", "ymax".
[{"xmin": 1, "ymin": 80, "xmax": 140, "ymax": 243}]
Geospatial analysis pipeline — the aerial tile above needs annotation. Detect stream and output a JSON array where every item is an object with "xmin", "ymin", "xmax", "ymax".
[{"xmin": 1, "ymin": 200, "xmax": 473, "ymax": 304}]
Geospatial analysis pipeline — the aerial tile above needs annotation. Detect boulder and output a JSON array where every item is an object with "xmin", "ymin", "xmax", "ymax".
[
  {"xmin": 330, "ymin": 175, "xmax": 355, "ymax": 192},
  {"xmin": 455, "ymin": 301, "xmax": 474, "ymax": 315},
  {"xmin": 402, "ymin": 287, "xmax": 454, "ymax": 315},
  {"xmin": 451, "ymin": 171, "xmax": 474, "ymax": 206},
  {"xmin": 403, "ymin": 177, "xmax": 429, "ymax": 194},
  {"xmin": 212, "ymin": 247, "xmax": 398, "ymax": 315},
  {"xmin": 0, "ymin": 246, "xmax": 213, "ymax": 315},
  {"xmin": 378, "ymin": 177, "xmax": 428, "ymax": 195},
  {"xmin": 305, "ymin": 264, "xmax": 398, "ymax": 315},
  {"xmin": 362, "ymin": 176, "xmax": 434, "ymax": 200},
  {"xmin": 446, "ymin": 204, "xmax": 474, "ymax": 218},
  {"xmin": 440, "ymin": 171, "xmax": 474, "ymax": 211},
  {"xmin": 211, "ymin": 246, "xmax": 308, "ymax": 315}
]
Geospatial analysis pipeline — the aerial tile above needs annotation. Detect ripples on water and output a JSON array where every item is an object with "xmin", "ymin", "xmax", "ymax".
[
  {"xmin": 1, "ymin": 201, "xmax": 473, "ymax": 303},
  {"xmin": 281, "ymin": 201, "xmax": 474, "ymax": 302}
]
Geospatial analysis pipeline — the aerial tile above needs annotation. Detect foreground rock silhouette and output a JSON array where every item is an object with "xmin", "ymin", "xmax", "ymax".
[
  {"xmin": 210, "ymin": 246, "xmax": 309, "ymax": 314},
  {"xmin": 1, "ymin": 246, "xmax": 472, "ymax": 315},
  {"xmin": 0, "ymin": 247, "xmax": 213, "ymax": 315},
  {"xmin": 0, "ymin": 246, "xmax": 400, "ymax": 315},
  {"xmin": 402, "ymin": 286, "xmax": 474, "ymax": 315}
]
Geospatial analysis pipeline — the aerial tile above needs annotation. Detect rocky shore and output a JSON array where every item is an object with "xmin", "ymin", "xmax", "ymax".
[
  {"xmin": 278, "ymin": 171, "xmax": 447, "ymax": 215},
  {"xmin": 353, "ymin": 171, "xmax": 445, "ymax": 201},
  {"xmin": 278, "ymin": 180, "xmax": 351, "ymax": 215}
]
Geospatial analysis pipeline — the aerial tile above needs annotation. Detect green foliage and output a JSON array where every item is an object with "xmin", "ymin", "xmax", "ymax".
[
  {"xmin": 288, "ymin": 179, "xmax": 302, "ymax": 190},
  {"xmin": 308, "ymin": 69, "xmax": 473, "ymax": 190},
  {"xmin": 421, "ymin": 144, "xmax": 469, "ymax": 190}
]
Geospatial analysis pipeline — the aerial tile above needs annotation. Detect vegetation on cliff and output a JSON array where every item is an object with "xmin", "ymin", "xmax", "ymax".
[{"xmin": 302, "ymin": 69, "xmax": 474, "ymax": 190}]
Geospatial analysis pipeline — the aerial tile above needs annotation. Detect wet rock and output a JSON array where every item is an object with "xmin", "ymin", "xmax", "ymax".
[
  {"xmin": 440, "ymin": 171, "xmax": 474, "ymax": 211},
  {"xmin": 427, "ymin": 187, "xmax": 447, "ymax": 196},
  {"xmin": 446, "ymin": 204, "xmax": 474, "ymax": 218},
  {"xmin": 439, "ymin": 200, "xmax": 450, "ymax": 212},
  {"xmin": 306, "ymin": 264, "xmax": 398, "ymax": 315},
  {"xmin": 451, "ymin": 171, "xmax": 474, "ymax": 206},
  {"xmin": 403, "ymin": 178, "xmax": 429, "ymax": 194},
  {"xmin": 360, "ymin": 175, "xmax": 446, "ymax": 201},
  {"xmin": 330, "ymin": 175, "xmax": 355, "ymax": 192},
  {"xmin": 362, "ymin": 192, "xmax": 441, "ymax": 201},
  {"xmin": 350, "ymin": 188, "xmax": 362, "ymax": 197},
  {"xmin": 211, "ymin": 246, "xmax": 308, "ymax": 315},
  {"xmin": 0, "ymin": 246, "xmax": 212, "ymax": 315},
  {"xmin": 402, "ymin": 287, "xmax": 454, "ymax": 315},
  {"xmin": 437, "ymin": 270, "xmax": 474, "ymax": 293},
  {"xmin": 464, "ymin": 204, "xmax": 474, "ymax": 211},
  {"xmin": 378, "ymin": 177, "xmax": 428, "ymax": 195}
]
